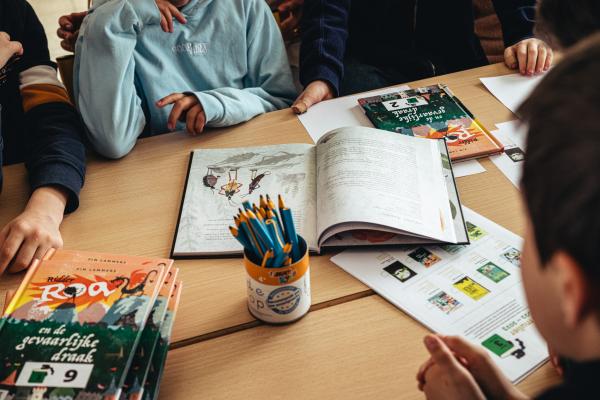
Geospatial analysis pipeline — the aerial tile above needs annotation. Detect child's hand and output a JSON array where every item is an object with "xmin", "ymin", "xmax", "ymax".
[
  {"xmin": 418, "ymin": 335, "xmax": 528, "ymax": 400},
  {"xmin": 57, "ymin": 11, "xmax": 88, "ymax": 52},
  {"xmin": 156, "ymin": 0, "xmax": 187, "ymax": 33},
  {"xmin": 156, "ymin": 93, "xmax": 206, "ymax": 135},
  {"xmin": 417, "ymin": 335, "xmax": 486, "ymax": 400},
  {"xmin": 272, "ymin": 0, "xmax": 304, "ymax": 42},
  {"xmin": 292, "ymin": 80, "xmax": 334, "ymax": 114},
  {"xmin": 504, "ymin": 38, "xmax": 554, "ymax": 76},
  {"xmin": 0, "ymin": 187, "xmax": 67, "ymax": 276},
  {"xmin": 0, "ymin": 32, "xmax": 23, "ymax": 69}
]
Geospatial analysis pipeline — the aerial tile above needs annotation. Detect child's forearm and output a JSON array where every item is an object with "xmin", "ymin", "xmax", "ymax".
[{"xmin": 26, "ymin": 186, "xmax": 68, "ymax": 223}]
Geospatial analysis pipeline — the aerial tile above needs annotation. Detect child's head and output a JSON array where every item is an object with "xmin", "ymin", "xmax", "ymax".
[
  {"xmin": 536, "ymin": 0, "xmax": 600, "ymax": 49},
  {"xmin": 518, "ymin": 35, "xmax": 600, "ymax": 360}
]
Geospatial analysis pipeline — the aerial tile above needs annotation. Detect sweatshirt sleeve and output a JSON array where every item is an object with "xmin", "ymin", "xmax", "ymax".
[
  {"xmin": 491, "ymin": 0, "xmax": 535, "ymax": 47},
  {"xmin": 74, "ymin": 0, "xmax": 160, "ymax": 159},
  {"xmin": 299, "ymin": 0, "xmax": 350, "ymax": 96},
  {"xmin": 19, "ymin": 1, "xmax": 86, "ymax": 214},
  {"xmin": 191, "ymin": 0, "xmax": 297, "ymax": 128}
]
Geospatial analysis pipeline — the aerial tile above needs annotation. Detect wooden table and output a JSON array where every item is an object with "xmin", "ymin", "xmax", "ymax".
[{"xmin": 0, "ymin": 63, "xmax": 560, "ymax": 398}]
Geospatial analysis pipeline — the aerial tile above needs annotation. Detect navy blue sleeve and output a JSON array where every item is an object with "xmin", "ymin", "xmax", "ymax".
[
  {"xmin": 19, "ymin": 2, "xmax": 87, "ymax": 214},
  {"xmin": 299, "ymin": 0, "xmax": 351, "ymax": 96},
  {"xmin": 491, "ymin": 0, "xmax": 536, "ymax": 47},
  {"xmin": 24, "ymin": 102, "xmax": 86, "ymax": 214}
]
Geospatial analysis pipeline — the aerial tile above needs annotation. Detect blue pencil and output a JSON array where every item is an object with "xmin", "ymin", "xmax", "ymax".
[
  {"xmin": 278, "ymin": 195, "xmax": 301, "ymax": 261},
  {"xmin": 247, "ymin": 210, "xmax": 276, "ymax": 251}
]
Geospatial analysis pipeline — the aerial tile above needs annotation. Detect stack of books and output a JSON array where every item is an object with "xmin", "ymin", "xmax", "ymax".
[{"xmin": 0, "ymin": 250, "xmax": 182, "ymax": 400}]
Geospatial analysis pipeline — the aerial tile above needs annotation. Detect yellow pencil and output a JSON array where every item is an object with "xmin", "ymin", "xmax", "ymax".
[
  {"xmin": 261, "ymin": 249, "xmax": 273, "ymax": 268},
  {"xmin": 278, "ymin": 194, "xmax": 286, "ymax": 209}
]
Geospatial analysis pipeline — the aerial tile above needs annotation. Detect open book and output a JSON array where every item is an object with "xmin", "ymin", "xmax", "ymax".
[{"xmin": 171, "ymin": 127, "xmax": 469, "ymax": 258}]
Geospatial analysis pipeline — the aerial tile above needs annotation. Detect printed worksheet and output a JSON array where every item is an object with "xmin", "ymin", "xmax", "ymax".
[{"xmin": 331, "ymin": 207, "xmax": 548, "ymax": 383}]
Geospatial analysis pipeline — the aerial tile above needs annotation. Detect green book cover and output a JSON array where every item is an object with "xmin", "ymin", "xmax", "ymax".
[
  {"xmin": 358, "ymin": 84, "xmax": 503, "ymax": 161},
  {"xmin": 143, "ymin": 281, "xmax": 182, "ymax": 400},
  {"xmin": 0, "ymin": 256, "xmax": 167, "ymax": 399},
  {"xmin": 121, "ymin": 269, "xmax": 178, "ymax": 400}
]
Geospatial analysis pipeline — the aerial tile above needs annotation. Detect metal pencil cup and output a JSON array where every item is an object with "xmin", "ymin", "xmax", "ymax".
[{"xmin": 244, "ymin": 237, "xmax": 311, "ymax": 324}]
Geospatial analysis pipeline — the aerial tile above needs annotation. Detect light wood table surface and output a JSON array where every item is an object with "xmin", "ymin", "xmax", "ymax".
[{"xmin": 0, "ymin": 62, "xmax": 560, "ymax": 398}]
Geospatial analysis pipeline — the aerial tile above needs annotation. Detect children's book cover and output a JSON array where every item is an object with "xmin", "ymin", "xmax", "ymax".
[
  {"xmin": 0, "ymin": 258, "xmax": 166, "ymax": 400},
  {"xmin": 121, "ymin": 269, "xmax": 179, "ymax": 400},
  {"xmin": 358, "ymin": 84, "xmax": 503, "ymax": 161},
  {"xmin": 143, "ymin": 281, "xmax": 182, "ymax": 400},
  {"xmin": 44, "ymin": 249, "xmax": 173, "ymax": 271}
]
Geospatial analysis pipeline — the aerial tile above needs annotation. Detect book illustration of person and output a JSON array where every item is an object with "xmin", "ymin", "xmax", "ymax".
[
  {"xmin": 202, "ymin": 167, "xmax": 221, "ymax": 191},
  {"xmin": 219, "ymin": 169, "xmax": 243, "ymax": 202},
  {"xmin": 244, "ymin": 169, "xmax": 271, "ymax": 196}
]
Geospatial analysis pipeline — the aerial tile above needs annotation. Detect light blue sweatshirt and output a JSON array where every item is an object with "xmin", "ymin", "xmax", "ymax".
[{"xmin": 74, "ymin": 0, "xmax": 297, "ymax": 158}]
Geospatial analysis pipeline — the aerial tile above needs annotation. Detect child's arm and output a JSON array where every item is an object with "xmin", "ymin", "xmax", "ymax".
[
  {"xmin": 0, "ymin": 187, "xmax": 66, "ymax": 275},
  {"xmin": 185, "ymin": 0, "xmax": 297, "ymax": 129},
  {"xmin": 0, "ymin": 2, "xmax": 86, "ymax": 275},
  {"xmin": 74, "ymin": 0, "xmax": 184, "ymax": 159},
  {"xmin": 418, "ymin": 335, "xmax": 529, "ymax": 400},
  {"xmin": 492, "ymin": 0, "xmax": 554, "ymax": 75}
]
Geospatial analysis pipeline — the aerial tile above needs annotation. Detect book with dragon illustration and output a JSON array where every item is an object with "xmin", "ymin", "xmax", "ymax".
[
  {"xmin": 143, "ymin": 281, "xmax": 183, "ymax": 400},
  {"xmin": 357, "ymin": 84, "xmax": 503, "ymax": 161},
  {"xmin": 0, "ymin": 255, "xmax": 169, "ymax": 399},
  {"xmin": 121, "ymin": 269, "xmax": 179, "ymax": 400}
]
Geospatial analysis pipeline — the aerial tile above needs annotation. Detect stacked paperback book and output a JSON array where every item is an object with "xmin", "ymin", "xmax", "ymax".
[{"xmin": 0, "ymin": 250, "xmax": 182, "ymax": 400}]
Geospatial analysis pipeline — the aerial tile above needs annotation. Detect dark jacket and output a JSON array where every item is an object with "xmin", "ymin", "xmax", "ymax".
[
  {"xmin": 300, "ymin": 0, "xmax": 535, "ymax": 95},
  {"xmin": 537, "ymin": 359, "xmax": 600, "ymax": 400},
  {"xmin": 0, "ymin": 0, "xmax": 86, "ymax": 212}
]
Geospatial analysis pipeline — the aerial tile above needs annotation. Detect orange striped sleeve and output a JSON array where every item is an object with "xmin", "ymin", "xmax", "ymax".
[{"xmin": 21, "ymin": 83, "xmax": 72, "ymax": 113}]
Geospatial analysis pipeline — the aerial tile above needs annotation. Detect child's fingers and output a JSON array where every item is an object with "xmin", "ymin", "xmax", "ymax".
[
  {"xmin": 503, "ymin": 46, "xmax": 518, "ymax": 70},
  {"xmin": 416, "ymin": 357, "xmax": 435, "ymax": 387},
  {"xmin": 168, "ymin": 97, "xmax": 193, "ymax": 131},
  {"xmin": 9, "ymin": 238, "xmax": 40, "ymax": 274},
  {"xmin": 9, "ymin": 41, "xmax": 23, "ymax": 56},
  {"xmin": 157, "ymin": 93, "xmax": 185, "ymax": 107},
  {"xmin": 535, "ymin": 46, "xmax": 547, "ymax": 75},
  {"xmin": 160, "ymin": 14, "xmax": 168, "ymax": 33},
  {"xmin": 161, "ymin": 7, "xmax": 173, "ymax": 32},
  {"xmin": 0, "ymin": 230, "xmax": 24, "ymax": 276},
  {"xmin": 544, "ymin": 48, "xmax": 554, "ymax": 71},
  {"xmin": 58, "ymin": 15, "xmax": 73, "ymax": 31},
  {"xmin": 424, "ymin": 335, "xmax": 460, "ymax": 369},
  {"xmin": 0, "ymin": 32, "xmax": 11, "ymax": 41},
  {"xmin": 186, "ymin": 106, "xmax": 200, "ymax": 135},
  {"xmin": 526, "ymin": 42, "xmax": 538, "ymax": 75},
  {"xmin": 169, "ymin": 4, "xmax": 187, "ymax": 24},
  {"xmin": 57, "ymin": 28, "xmax": 70, "ymax": 39},
  {"xmin": 516, "ymin": 43, "xmax": 528, "ymax": 75},
  {"xmin": 194, "ymin": 108, "xmax": 206, "ymax": 134}
]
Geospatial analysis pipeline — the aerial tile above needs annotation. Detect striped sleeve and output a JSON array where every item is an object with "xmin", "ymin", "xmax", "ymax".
[{"xmin": 20, "ymin": 65, "xmax": 72, "ymax": 112}]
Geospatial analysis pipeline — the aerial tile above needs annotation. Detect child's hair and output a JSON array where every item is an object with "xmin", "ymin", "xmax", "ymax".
[
  {"xmin": 519, "ymin": 34, "xmax": 600, "ymax": 312},
  {"xmin": 536, "ymin": 0, "xmax": 600, "ymax": 48}
]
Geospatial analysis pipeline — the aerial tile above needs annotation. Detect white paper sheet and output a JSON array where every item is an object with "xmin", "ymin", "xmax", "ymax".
[
  {"xmin": 480, "ymin": 74, "xmax": 545, "ymax": 115},
  {"xmin": 489, "ymin": 122, "xmax": 527, "ymax": 188},
  {"xmin": 297, "ymin": 85, "xmax": 410, "ymax": 144},
  {"xmin": 331, "ymin": 207, "xmax": 548, "ymax": 383},
  {"xmin": 452, "ymin": 160, "xmax": 486, "ymax": 178}
]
